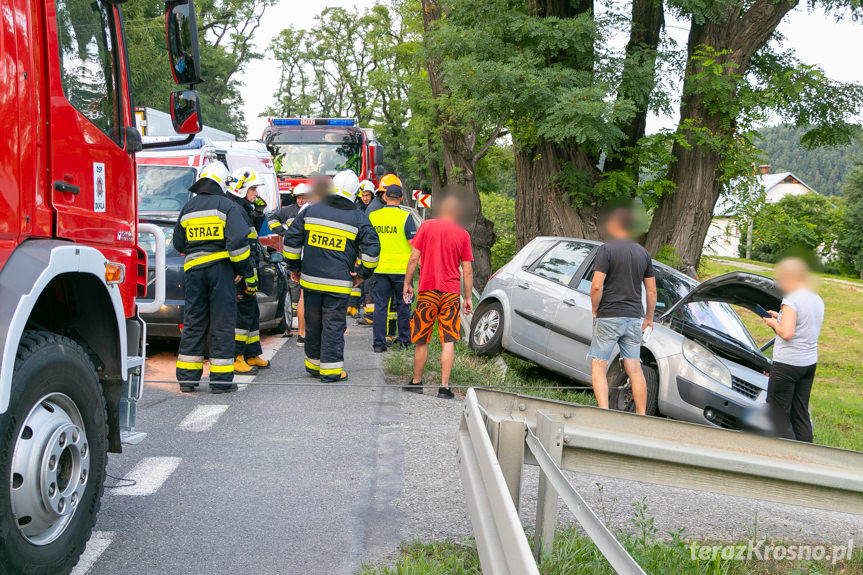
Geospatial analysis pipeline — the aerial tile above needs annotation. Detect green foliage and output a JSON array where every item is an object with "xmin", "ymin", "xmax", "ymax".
[
  {"xmin": 123, "ymin": 0, "xmax": 275, "ymax": 137},
  {"xmin": 756, "ymin": 125, "xmax": 862, "ymax": 196},
  {"xmin": 742, "ymin": 193, "xmax": 845, "ymax": 266},
  {"xmin": 838, "ymin": 166, "xmax": 863, "ymax": 276},
  {"xmin": 480, "ymin": 192, "xmax": 516, "ymax": 271}
]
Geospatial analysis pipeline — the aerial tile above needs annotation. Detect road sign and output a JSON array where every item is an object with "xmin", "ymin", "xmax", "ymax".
[
  {"xmin": 418, "ymin": 194, "xmax": 432, "ymax": 208},
  {"xmin": 412, "ymin": 189, "xmax": 423, "ymax": 200}
]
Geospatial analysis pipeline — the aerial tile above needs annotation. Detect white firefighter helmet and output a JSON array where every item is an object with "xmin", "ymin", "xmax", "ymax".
[
  {"xmin": 293, "ymin": 183, "xmax": 311, "ymax": 197},
  {"xmin": 229, "ymin": 167, "xmax": 262, "ymax": 197},
  {"xmin": 191, "ymin": 161, "xmax": 231, "ymax": 194},
  {"xmin": 358, "ymin": 179, "xmax": 376, "ymax": 194},
  {"xmin": 332, "ymin": 170, "xmax": 360, "ymax": 202}
]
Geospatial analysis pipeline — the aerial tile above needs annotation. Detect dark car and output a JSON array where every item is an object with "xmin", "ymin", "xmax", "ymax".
[{"xmin": 137, "ymin": 213, "xmax": 291, "ymax": 340}]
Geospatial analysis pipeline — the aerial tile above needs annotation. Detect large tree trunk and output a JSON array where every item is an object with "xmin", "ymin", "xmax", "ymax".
[
  {"xmin": 421, "ymin": 0, "xmax": 498, "ymax": 289},
  {"xmin": 515, "ymin": 140, "xmax": 601, "ymax": 247},
  {"xmin": 645, "ymin": 0, "xmax": 797, "ymax": 274}
]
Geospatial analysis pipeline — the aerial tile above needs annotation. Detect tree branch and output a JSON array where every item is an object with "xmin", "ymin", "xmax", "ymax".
[{"xmin": 472, "ymin": 113, "xmax": 507, "ymax": 165}]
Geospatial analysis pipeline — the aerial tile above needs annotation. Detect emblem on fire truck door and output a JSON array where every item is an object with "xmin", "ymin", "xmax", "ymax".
[{"xmin": 94, "ymin": 162, "xmax": 106, "ymax": 213}]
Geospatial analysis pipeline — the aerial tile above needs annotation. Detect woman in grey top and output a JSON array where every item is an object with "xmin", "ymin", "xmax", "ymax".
[{"xmin": 762, "ymin": 258, "xmax": 825, "ymax": 442}]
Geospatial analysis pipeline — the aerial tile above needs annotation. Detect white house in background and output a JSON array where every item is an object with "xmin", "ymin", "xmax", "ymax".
[{"xmin": 704, "ymin": 165, "xmax": 815, "ymax": 258}]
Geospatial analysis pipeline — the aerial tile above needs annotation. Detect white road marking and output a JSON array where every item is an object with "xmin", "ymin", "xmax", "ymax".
[
  {"xmin": 110, "ymin": 457, "xmax": 182, "ymax": 496},
  {"xmin": 70, "ymin": 531, "xmax": 113, "ymax": 575},
  {"xmin": 177, "ymin": 404, "xmax": 229, "ymax": 432}
]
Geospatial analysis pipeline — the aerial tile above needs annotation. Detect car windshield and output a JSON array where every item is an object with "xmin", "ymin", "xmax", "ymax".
[
  {"xmin": 269, "ymin": 143, "xmax": 362, "ymax": 178},
  {"xmin": 137, "ymin": 166, "xmax": 196, "ymax": 212},
  {"xmin": 137, "ymin": 223, "xmax": 177, "ymax": 258},
  {"xmin": 655, "ymin": 267, "xmax": 760, "ymax": 352}
]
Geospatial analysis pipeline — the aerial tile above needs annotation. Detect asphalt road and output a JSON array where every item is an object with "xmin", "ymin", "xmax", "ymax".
[
  {"xmin": 81, "ymin": 328, "xmax": 403, "ymax": 575},
  {"xmin": 75, "ymin": 326, "xmax": 863, "ymax": 575}
]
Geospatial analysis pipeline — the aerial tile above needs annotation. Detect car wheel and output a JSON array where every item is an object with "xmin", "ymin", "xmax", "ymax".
[
  {"xmin": 470, "ymin": 301, "xmax": 504, "ymax": 356},
  {"xmin": 275, "ymin": 290, "xmax": 292, "ymax": 334},
  {"xmin": 610, "ymin": 364, "xmax": 659, "ymax": 416},
  {"xmin": 0, "ymin": 331, "xmax": 107, "ymax": 574}
]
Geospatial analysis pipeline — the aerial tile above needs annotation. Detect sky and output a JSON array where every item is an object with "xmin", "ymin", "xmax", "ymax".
[{"xmin": 239, "ymin": 0, "xmax": 863, "ymax": 139}]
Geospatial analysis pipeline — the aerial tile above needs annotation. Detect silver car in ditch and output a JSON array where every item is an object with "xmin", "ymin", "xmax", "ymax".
[{"xmin": 469, "ymin": 237, "xmax": 781, "ymax": 429}]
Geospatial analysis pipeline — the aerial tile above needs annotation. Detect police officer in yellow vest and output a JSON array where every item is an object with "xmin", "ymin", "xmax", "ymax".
[{"xmin": 368, "ymin": 181, "xmax": 417, "ymax": 353}]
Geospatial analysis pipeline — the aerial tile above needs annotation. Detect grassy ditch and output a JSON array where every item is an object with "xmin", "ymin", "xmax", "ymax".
[{"xmin": 361, "ymin": 502, "xmax": 863, "ymax": 574}]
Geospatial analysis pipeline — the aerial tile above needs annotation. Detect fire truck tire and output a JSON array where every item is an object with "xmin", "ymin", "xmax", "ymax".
[{"xmin": 0, "ymin": 330, "xmax": 107, "ymax": 575}]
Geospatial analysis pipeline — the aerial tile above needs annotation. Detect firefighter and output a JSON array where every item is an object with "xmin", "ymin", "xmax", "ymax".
[
  {"xmin": 228, "ymin": 167, "xmax": 271, "ymax": 373},
  {"xmin": 268, "ymin": 183, "xmax": 311, "ymax": 343},
  {"xmin": 357, "ymin": 180, "xmax": 376, "ymax": 212},
  {"xmin": 172, "ymin": 162, "xmax": 257, "ymax": 394},
  {"xmin": 283, "ymin": 170, "xmax": 380, "ymax": 382},
  {"xmin": 368, "ymin": 181, "xmax": 417, "ymax": 352}
]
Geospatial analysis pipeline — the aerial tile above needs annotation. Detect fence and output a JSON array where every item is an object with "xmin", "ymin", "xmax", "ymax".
[{"xmin": 458, "ymin": 388, "xmax": 863, "ymax": 574}]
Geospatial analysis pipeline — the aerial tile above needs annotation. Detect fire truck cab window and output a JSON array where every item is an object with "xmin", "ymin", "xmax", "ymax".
[{"xmin": 55, "ymin": 0, "xmax": 122, "ymax": 145}]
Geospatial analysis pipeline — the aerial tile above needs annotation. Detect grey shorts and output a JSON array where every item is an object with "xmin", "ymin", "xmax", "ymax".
[{"xmin": 589, "ymin": 317, "xmax": 642, "ymax": 362}]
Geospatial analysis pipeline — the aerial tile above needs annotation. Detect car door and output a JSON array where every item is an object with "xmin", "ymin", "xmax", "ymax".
[
  {"xmin": 47, "ymin": 1, "xmax": 135, "ymax": 246},
  {"xmin": 509, "ymin": 241, "xmax": 592, "ymax": 358},
  {"xmin": 544, "ymin": 243, "xmax": 601, "ymax": 377}
]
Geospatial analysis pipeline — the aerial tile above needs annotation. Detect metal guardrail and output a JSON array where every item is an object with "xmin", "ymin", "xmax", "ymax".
[{"xmin": 458, "ymin": 388, "xmax": 863, "ymax": 574}]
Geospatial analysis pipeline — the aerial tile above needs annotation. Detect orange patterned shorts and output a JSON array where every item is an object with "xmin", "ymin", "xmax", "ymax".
[{"xmin": 410, "ymin": 290, "xmax": 461, "ymax": 344}]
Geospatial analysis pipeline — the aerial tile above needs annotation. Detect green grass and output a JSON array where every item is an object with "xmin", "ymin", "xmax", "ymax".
[
  {"xmin": 702, "ymin": 258, "xmax": 863, "ymax": 451},
  {"xmin": 360, "ymin": 502, "xmax": 863, "ymax": 574},
  {"xmin": 383, "ymin": 337, "xmax": 596, "ymax": 405}
]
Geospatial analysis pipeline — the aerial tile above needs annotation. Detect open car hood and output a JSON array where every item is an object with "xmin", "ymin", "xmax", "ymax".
[{"xmin": 661, "ymin": 271, "xmax": 782, "ymax": 319}]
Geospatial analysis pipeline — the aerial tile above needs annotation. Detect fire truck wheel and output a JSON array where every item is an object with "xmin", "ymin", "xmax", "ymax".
[{"xmin": 0, "ymin": 331, "xmax": 107, "ymax": 574}]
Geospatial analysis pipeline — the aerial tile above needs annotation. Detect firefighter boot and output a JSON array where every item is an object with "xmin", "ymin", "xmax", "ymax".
[
  {"xmin": 246, "ymin": 356, "xmax": 270, "ymax": 369},
  {"xmin": 234, "ymin": 355, "xmax": 259, "ymax": 375}
]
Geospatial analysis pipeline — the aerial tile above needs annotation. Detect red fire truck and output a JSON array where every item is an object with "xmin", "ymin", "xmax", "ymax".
[
  {"xmin": 262, "ymin": 118, "xmax": 386, "ymax": 195},
  {"xmin": 0, "ymin": 1, "xmax": 204, "ymax": 572}
]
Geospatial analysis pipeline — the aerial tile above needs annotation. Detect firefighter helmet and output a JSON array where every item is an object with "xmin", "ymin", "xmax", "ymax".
[
  {"xmin": 376, "ymin": 173, "xmax": 402, "ymax": 192},
  {"xmin": 229, "ymin": 167, "xmax": 262, "ymax": 197},
  {"xmin": 359, "ymin": 180, "xmax": 376, "ymax": 194},
  {"xmin": 293, "ymin": 183, "xmax": 311, "ymax": 197},
  {"xmin": 191, "ymin": 161, "xmax": 232, "ymax": 194},
  {"xmin": 333, "ymin": 170, "xmax": 360, "ymax": 202}
]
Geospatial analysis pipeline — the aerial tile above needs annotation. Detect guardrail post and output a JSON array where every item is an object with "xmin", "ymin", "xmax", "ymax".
[
  {"xmin": 533, "ymin": 409, "xmax": 564, "ymax": 562},
  {"xmin": 497, "ymin": 420, "xmax": 525, "ymax": 512}
]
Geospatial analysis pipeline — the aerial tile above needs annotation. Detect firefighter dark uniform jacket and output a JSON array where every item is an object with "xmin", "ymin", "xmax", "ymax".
[
  {"xmin": 232, "ymin": 195, "xmax": 266, "ymax": 267},
  {"xmin": 283, "ymin": 195, "xmax": 381, "ymax": 295},
  {"xmin": 172, "ymin": 180, "xmax": 254, "ymax": 278},
  {"xmin": 267, "ymin": 203, "xmax": 300, "ymax": 237}
]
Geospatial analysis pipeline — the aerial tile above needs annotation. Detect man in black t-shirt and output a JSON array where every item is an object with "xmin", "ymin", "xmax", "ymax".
[{"xmin": 589, "ymin": 208, "xmax": 657, "ymax": 414}]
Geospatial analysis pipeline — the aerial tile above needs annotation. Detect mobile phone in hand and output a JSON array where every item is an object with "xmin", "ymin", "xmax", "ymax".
[{"xmin": 754, "ymin": 304, "xmax": 771, "ymax": 318}]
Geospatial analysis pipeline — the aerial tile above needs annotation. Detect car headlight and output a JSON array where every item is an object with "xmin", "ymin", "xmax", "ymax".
[{"xmin": 682, "ymin": 339, "xmax": 732, "ymax": 388}]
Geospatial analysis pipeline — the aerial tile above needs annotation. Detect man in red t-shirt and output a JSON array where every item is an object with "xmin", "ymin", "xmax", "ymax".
[{"xmin": 403, "ymin": 196, "xmax": 473, "ymax": 398}]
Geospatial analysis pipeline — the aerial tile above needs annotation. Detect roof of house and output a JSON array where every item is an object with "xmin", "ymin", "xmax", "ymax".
[{"xmin": 713, "ymin": 171, "xmax": 815, "ymax": 217}]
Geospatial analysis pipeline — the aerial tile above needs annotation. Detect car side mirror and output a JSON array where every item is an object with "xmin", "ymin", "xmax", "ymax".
[
  {"xmin": 269, "ymin": 251, "xmax": 285, "ymax": 264},
  {"xmin": 170, "ymin": 90, "xmax": 203, "ymax": 135},
  {"xmin": 165, "ymin": 0, "xmax": 202, "ymax": 85}
]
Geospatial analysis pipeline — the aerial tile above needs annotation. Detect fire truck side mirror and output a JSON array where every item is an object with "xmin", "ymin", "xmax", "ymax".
[
  {"xmin": 170, "ymin": 90, "xmax": 203, "ymax": 135},
  {"xmin": 374, "ymin": 165, "xmax": 385, "ymax": 176},
  {"xmin": 373, "ymin": 144, "xmax": 384, "ymax": 166},
  {"xmin": 165, "ymin": 0, "xmax": 202, "ymax": 85}
]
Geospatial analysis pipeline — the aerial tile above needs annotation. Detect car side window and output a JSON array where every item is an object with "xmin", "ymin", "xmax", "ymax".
[
  {"xmin": 531, "ymin": 241, "xmax": 594, "ymax": 286},
  {"xmin": 55, "ymin": 0, "xmax": 123, "ymax": 146}
]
